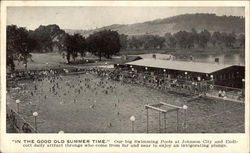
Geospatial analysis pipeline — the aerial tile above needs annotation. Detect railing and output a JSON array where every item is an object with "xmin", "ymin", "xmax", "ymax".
[
  {"xmin": 205, "ymin": 84, "xmax": 244, "ymax": 102},
  {"xmin": 6, "ymin": 105, "xmax": 38, "ymax": 133}
]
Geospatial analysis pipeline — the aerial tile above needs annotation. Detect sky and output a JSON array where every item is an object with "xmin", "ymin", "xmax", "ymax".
[{"xmin": 7, "ymin": 7, "xmax": 245, "ymax": 30}]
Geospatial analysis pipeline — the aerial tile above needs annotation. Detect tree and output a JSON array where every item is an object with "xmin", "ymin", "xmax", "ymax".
[
  {"xmin": 64, "ymin": 33, "xmax": 86, "ymax": 63},
  {"xmin": 221, "ymin": 32, "xmax": 236, "ymax": 48},
  {"xmin": 174, "ymin": 31, "xmax": 193, "ymax": 48},
  {"xmin": 128, "ymin": 36, "xmax": 143, "ymax": 49},
  {"xmin": 152, "ymin": 35, "xmax": 165, "ymax": 49},
  {"xmin": 227, "ymin": 32, "xmax": 236, "ymax": 48},
  {"xmin": 29, "ymin": 24, "xmax": 66, "ymax": 52},
  {"xmin": 131, "ymin": 35, "xmax": 165, "ymax": 49},
  {"xmin": 103, "ymin": 30, "xmax": 121, "ymax": 58},
  {"xmin": 190, "ymin": 28, "xmax": 198, "ymax": 48},
  {"xmin": 7, "ymin": 25, "xmax": 37, "ymax": 71},
  {"xmin": 86, "ymin": 30, "xmax": 121, "ymax": 60},
  {"xmin": 211, "ymin": 31, "xmax": 222, "ymax": 47},
  {"xmin": 168, "ymin": 36, "xmax": 177, "ymax": 48},
  {"xmin": 119, "ymin": 34, "xmax": 128, "ymax": 49},
  {"xmin": 197, "ymin": 29, "xmax": 211, "ymax": 48},
  {"xmin": 238, "ymin": 34, "xmax": 245, "ymax": 47},
  {"xmin": 164, "ymin": 33, "xmax": 176, "ymax": 48}
]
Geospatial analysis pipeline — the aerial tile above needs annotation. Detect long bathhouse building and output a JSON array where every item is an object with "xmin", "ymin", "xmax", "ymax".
[{"xmin": 123, "ymin": 58, "xmax": 245, "ymax": 89}]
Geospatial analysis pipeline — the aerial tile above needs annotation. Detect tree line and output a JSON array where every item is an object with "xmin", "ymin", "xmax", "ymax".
[{"xmin": 119, "ymin": 29, "xmax": 245, "ymax": 50}]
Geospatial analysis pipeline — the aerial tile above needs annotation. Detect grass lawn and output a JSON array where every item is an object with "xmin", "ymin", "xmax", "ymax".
[{"xmin": 13, "ymin": 52, "xmax": 120, "ymax": 71}]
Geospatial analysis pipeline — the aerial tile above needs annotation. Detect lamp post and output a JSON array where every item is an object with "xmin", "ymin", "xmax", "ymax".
[
  {"xmin": 183, "ymin": 105, "xmax": 188, "ymax": 130},
  {"xmin": 130, "ymin": 115, "xmax": 136, "ymax": 133},
  {"xmin": 58, "ymin": 130, "xmax": 64, "ymax": 134},
  {"xmin": 197, "ymin": 77, "xmax": 201, "ymax": 93},
  {"xmin": 210, "ymin": 75, "xmax": 214, "ymax": 85},
  {"xmin": 16, "ymin": 99, "xmax": 20, "ymax": 113},
  {"xmin": 117, "ymin": 63, "xmax": 120, "ymax": 70},
  {"xmin": 184, "ymin": 72, "xmax": 188, "ymax": 82},
  {"xmin": 197, "ymin": 77, "xmax": 201, "ymax": 81},
  {"xmin": 33, "ymin": 112, "xmax": 38, "ymax": 131},
  {"xmin": 130, "ymin": 65, "xmax": 133, "ymax": 74}
]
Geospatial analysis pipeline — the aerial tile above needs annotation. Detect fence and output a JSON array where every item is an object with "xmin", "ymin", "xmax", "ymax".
[
  {"xmin": 6, "ymin": 105, "xmax": 38, "ymax": 133},
  {"xmin": 205, "ymin": 84, "xmax": 244, "ymax": 102}
]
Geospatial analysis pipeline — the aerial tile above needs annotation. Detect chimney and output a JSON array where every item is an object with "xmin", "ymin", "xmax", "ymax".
[
  {"xmin": 152, "ymin": 54, "xmax": 156, "ymax": 60},
  {"xmin": 190, "ymin": 55, "xmax": 193, "ymax": 62},
  {"xmin": 215, "ymin": 58, "xmax": 219, "ymax": 64}
]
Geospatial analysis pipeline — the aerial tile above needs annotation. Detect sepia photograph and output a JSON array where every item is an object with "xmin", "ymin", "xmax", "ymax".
[{"xmin": 4, "ymin": 5, "xmax": 246, "ymax": 135}]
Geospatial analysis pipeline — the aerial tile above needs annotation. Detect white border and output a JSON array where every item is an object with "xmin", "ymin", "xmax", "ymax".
[{"xmin": 1, "ymin": 1, "xmax": 249, "ymax": 153}]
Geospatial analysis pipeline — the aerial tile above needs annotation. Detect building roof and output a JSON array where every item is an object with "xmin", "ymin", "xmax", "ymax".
[
  {"xmin": 134, "ymin": 53, "xmax": 174, "ymax": 60},
  {"xmin": 116, "ymin": 55, "xmax": 143, "ymax": 64},
  {"xmin": 126, "ymin": 59, "xmax": 233, "ymax": 74}
]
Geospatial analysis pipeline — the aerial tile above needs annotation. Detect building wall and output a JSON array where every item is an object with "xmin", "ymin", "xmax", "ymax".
[
  {"xmin": 122, "ymin": 64, "xmax": 245, "ymax": 88},
  {"xmin": 212, "ymin": 66, "xmax": 245, "ymax": 88}
]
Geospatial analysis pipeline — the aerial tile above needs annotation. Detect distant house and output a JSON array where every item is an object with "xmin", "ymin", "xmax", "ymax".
[{"xmin": 124, "ymin": 58, "xmax": 244, "ymax": 88}]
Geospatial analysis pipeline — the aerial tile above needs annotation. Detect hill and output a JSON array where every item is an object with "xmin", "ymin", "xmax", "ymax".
[{"xmin": 64, "ymin": 13, "xmax": 245, "ymax": 36}]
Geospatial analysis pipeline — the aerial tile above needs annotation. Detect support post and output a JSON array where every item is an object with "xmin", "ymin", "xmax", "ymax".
[
  {"xmin": 146, "ymin": 108, "xmax": 149, "ymax": 133},
  {"xmin": 164, "ymin": 112, "xmax": 166, "ymax": 133},
  {"xmin": 159, "ymin": 111, "xmax": 161, "ymax": 133},
  {"xmin": 132, "ymin": 121, "xmax": 134, "ymax": 133},
  {"xmin": 33, "ymin": 112, "xmax": 38, "ymax": 132},
  {"xmin": 17, "ymin": 103, "xmax": 19, "ymax": 113},
  {"xmin": 176, "ymin": 110, "xmax": 179, "ymax": 133},
  {"xmin": 34, "ymin": 116, "xmax": 37, "ymax": 131}
]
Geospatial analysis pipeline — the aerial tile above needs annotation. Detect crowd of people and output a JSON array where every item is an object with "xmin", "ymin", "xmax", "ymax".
[
  {"xmin": 82, "ymin": 68, "xmax": 208, "ymax": 96},
  {"xmin": 7, "ymin": 67, "xmax": 127, "ymax": 131},
  {"xmin": 7, "ymin": 66, "xmax": 210, "ymax": 96}
]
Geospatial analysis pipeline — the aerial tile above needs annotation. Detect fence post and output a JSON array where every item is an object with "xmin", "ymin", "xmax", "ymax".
[
  {"xmin": 159, "ymin": 111, "xmax": 161, "ymax": 133},
  {"xmin": 146, "ymin": 108, "xmax": 149, "ymax": 133},
  {"xmin": 164, "ymin": 112, "xmax": 166, "ymax": 133},
  {"xmin": 33, "ymin": 112, "xmax": 38, "ymax": 131},
  {"xmin": 176, "ymin": 110, "xmax": 179, "ymax": 133}
]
